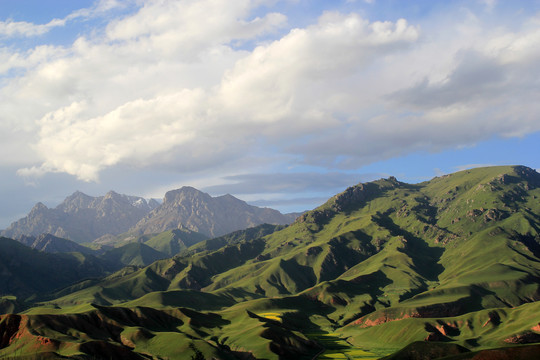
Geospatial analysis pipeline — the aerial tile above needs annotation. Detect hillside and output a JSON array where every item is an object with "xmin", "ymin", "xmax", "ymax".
[
  {"xmin": 130, "ymin": 186, "xmax": 298, "ymax": 237},
  {"xmin": 0, "ymin": 237, "xmax": 114, "ymax": 301},
  {"xmin": 99, "ymin": 242, "xmax": 168, "ymax": 267},
  {"xmin": 143, "ymin": 228, "xmax": 209, "ymax": 256},
  {"xmin": 1, "ymin": 165, "xmax": 540, "ymax": 359},
  {"xmin": 17, "ymin": 233, "xmax": 97, "ymax": 255}
]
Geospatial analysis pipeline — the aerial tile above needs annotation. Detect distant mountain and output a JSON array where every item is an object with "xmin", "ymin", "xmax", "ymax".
[
  {"xmin": 129, "ymin": 186, "xmax": 298, "ymax": 237},
  {"xmin": 2, "ymin": 191, "xmax": 159, "ymax": 243},
  {"xmin": 18, "ymin": 233, "xmax": 96, "ymax": 255}
]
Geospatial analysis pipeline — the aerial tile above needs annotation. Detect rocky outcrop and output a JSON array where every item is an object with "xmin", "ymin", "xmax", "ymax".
[
  {"xmin": 353, "ymin": 299, "xmax": 470, "ymax": 328},
  {"xmin": 504, "ymin": 331, "xmax": 540, "ymax": 344},
  {"xmin": 0, "ymin": 314, "xmax": 22, "ymax": 348}
]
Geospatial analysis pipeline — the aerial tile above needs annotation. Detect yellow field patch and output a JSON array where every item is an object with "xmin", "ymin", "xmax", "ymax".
[{"xmin": 257, "ymin": 312, "xmax": 282, "ymax": 322}]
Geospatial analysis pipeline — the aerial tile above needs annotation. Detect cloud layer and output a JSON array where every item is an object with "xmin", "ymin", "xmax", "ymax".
[{"xmin": 2, "ymin": 0, "xmax": 540, "ymax": 185}]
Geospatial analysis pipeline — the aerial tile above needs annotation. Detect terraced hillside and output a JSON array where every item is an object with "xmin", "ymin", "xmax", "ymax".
[{"xmin": 1, "ymin": 165, "xmax": 539, "ymax": 359}]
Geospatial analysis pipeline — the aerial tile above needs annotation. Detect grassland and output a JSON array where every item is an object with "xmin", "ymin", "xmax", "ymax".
[{"xmin": 1, "ymin": 165, "xmax": 540, "ymax": 359}]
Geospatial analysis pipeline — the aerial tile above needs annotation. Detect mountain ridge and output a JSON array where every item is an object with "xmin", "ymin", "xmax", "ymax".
[
  {"xmin": 2, "ymin": 187, "xmax": 298, "ymax": 244},
  {"xmin": 129, "ymin": 186, "xmax": 298, "ymax": 238},
  {"xmin": 1, "ymin": 191, "xmax": 158, "ymax": 243}
]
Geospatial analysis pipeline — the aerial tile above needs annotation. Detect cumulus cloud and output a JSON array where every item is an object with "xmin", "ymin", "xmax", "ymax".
[
  {"xmin": 14, "ymin": 5, "xmax": 419, "ymax": 181},
  {"xmin": 217, "ymin": 14, "xmax": 419, "ymax": 127},
  {"xmin": 2, "ymin": 0, "xmax": 540, "ymax": 186}
]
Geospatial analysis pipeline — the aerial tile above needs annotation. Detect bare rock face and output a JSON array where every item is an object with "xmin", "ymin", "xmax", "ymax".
[
  {"xmin": 504, "ymin": 331, "xmax": 540, "ymax": 344},
  {"xmin": 2, "ymin": 187, "xmax": 295, "ymax": 242},
  {"xmin": 2, "ymin": 191, "xmax": 158, "ymax": 243},
  {"xmin": 130, "ymin": 187, "xmax": 297, "ymax": 238}
]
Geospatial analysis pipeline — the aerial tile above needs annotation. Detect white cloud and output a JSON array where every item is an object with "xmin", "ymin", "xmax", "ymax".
[
  {"xmin": 105, "ymin": 0, "xmax": 287, "ymax": 59},
  {"xmin": 217, "ymin": 13, "xmax": 419, "ymax": 130},
  {"xmin": 478, "ymin": 0, "xmax": 497, "ymax": 11},
  {"xmin": 2, "ymin": 0, "xmax": 540, "ymax": 185},
  {"xmin": 0, "ymin": 18, "xmax": 65, "ymax": 38},
  {"xmin": 0, "ymin": 0, "xmax": 125, "ymax": 38},
  {"xmin": 14, "ymin": 6, "xmax": 420, "ymax": 181}
]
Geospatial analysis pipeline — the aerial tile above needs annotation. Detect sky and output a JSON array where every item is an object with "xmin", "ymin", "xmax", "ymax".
[{"xmin": 1, "ymin": 0, "xmax": 539, "ymax": 228}]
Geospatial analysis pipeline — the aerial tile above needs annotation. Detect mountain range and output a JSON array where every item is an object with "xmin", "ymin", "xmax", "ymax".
[
  {"xmin": 1, "ymin": 165, "xmax": 539, "ymax": 359},
  {"xmin": 1, "ymin": 191, "xmax": 158, "ymax": 243},
  {"xmin": 130, "ymin": 186, "xmax": 298, "ymax": 238},
  {"xmin": 2, "ymin": 187, "xmax": 298, "ymax": 244}
]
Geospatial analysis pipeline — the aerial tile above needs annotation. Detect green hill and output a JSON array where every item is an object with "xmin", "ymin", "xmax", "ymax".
[
  {"xmin": 2, "ymin": 165, "xmax": 540, "ymax": 359},
  {"xmin": 0, "ymin": 237, "xmax": 114, "ymax": 302},
  {"xmin": 99, "ymin": 242, "xmax": 169, "ymax": 267},
  {"xmin": 143, "ymin": 228, "xmax": 209, "ymax": 256}
]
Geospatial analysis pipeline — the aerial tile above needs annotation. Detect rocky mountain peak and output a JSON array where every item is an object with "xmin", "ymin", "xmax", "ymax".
[
  {"xmin": 163, "ymin": 187, "xmax": 210, "ymax": 204},
  {"xmin": 29, "ymin": 202, "xmax": 48, "ymax": 213},
  {"xmin": 104, "ymin": 190, "xmax": 121, "ymax": 199},
  {"xmin": 132, "ymin": 188, "xmax": 295, "ymax": 238},
  {"xmin": 58, "ymin": 191, "xmax": 94, "ymax": 212},
  {"xmin": 3, "ymin": 186, "xmax": 295, "ymax": 243},
  {"xmin": 3, "ymin": 191, "xmax": 156, "ymax": 243}
]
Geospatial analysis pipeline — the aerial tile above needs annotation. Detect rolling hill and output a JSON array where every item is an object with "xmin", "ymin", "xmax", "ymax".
[
  {"xmin": 142, "ymin": 228, "xmax": 209, "ymax": 257},
  {"xmin": 1, "ymin": 165, "xmax": 540, "ymax": 359}
]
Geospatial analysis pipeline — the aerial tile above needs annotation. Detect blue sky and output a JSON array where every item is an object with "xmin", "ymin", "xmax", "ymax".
[{"xmin": 1, "ymin": 0, "xmax": 539, "ymax": 228}]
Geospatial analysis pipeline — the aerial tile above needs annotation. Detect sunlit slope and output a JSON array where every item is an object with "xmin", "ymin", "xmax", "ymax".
[
  {"xmin": 206, "ymin": 166, "xmax": 540, "ymax": 313},
  {"xmin": 7, "ymin": 165, "xmax": 540, "ymax": 359},
  {"xmin": 143, "ymin": 228, "xmax": 208, "ymax": 256},
  {"xmin": 36, "ymin": 166, "xmax": 540, "ymax": 313}
]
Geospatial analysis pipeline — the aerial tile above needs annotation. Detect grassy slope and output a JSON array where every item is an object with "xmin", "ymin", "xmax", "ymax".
[
  {"xmin": 3, "ymin": 165, "xmax": 540, "ymax": 359},
  {"xmin": 0, "ymin": 237, "xmax": 114, "ymax": 301},
  {"xmin": 143, "ymin": 228, "xmax": 209, "ymax": 256},
  {"xmin": 99, "ymin": 242, "xmax": 168, "ymax": 267}
]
